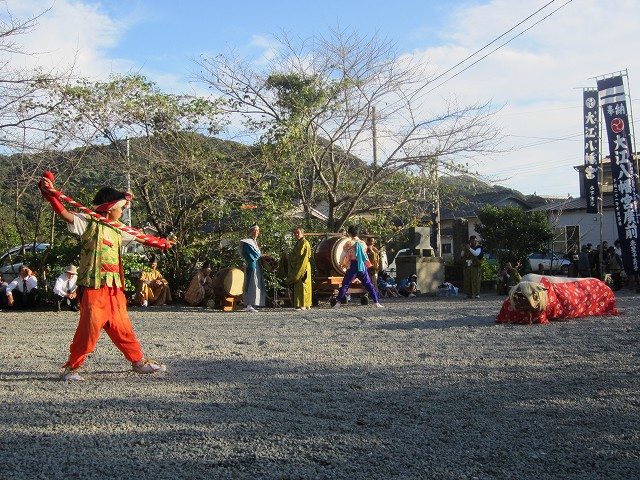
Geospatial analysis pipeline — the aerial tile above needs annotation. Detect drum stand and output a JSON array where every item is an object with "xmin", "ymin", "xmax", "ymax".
[{"xmin": 272, "ymin": 282, "xmax": 281, "ymax": 308}]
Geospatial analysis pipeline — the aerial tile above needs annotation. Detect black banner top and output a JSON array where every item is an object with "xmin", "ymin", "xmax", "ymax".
[
  {"xmin": 597, "ymin": 75, "xmax": 639, "ymax": 274},
  {"xmin": 583, "ymin": 89, "xmax": 599, "ymax": 213}
]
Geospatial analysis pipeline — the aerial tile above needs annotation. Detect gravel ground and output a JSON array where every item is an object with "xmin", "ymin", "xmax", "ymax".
[{"xmin": 0, "ymin": 291, "xmax": 638, "ymax": 480}]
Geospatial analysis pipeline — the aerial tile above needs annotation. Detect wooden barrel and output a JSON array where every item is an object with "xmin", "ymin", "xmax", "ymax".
[
  {"xmin": 314, "ymin": 236, "xmax": 350, "ymax": 276},
  {"xmin": 211, "ymin": 267, "xmax": 244, "ymax": 298}
]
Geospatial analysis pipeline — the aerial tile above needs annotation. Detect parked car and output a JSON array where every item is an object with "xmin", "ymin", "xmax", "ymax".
[
  {"xmin": 386, "ymin": 248, "xmax": 411, "ymax": 274},
  {"xmin": 0, "ymin": 243, "xmax": 50, "ymax": 282},
  {"xmin": 528, "ymin": 252, "xmax": 570, "ymax": 275}
]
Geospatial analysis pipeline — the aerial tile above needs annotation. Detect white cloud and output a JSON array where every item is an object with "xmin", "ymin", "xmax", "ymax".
[
  {"xmin": 248, "ymin": 34, "xmax": 279, "ymax": 65},
  {"xmin": 409, "ymin": 0, "xmax": 640, "ymax": 196},
  {"xmin": 3, "ymin": 0, "xmax": 132, "ymax": 78}
]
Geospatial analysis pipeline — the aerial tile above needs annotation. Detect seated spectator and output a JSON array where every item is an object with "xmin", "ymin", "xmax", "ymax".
[
  {"xmin": 6, "ymin": 266, "xmax": 40, "ymax": 309},
  {"xmin": 496, "ymin": 262, "xmax": 522, "ymax": 296},
  {"xmin": 53, "ymin": 265, "xmax": 79, "ymax": 311},
  {"xmin": 378, "ymin": 271, "xmax": 400, "ymax": 297},
  {"xmin": 0, "ymin": 274, "xmax": 8, "ymax": 309},
  {"xmin": 136, "ymin": 260, "xmax": 172, "ymax": 307},
  {"xmin": 184, "ymin": 260, "xmax": 215, "ymax": 307},
  {"xmin": 398, "ymin": 273, "xmax": 418, "ymax": 297}
]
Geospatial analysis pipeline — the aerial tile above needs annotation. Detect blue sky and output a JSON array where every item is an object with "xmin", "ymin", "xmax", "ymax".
[
  {"xmin": 100, "ymin": 0, "xmax": 458, "ymax": 61},
  {"xmin": 5, "ymin": 0, "xmax": 640, "ymax": 197}
]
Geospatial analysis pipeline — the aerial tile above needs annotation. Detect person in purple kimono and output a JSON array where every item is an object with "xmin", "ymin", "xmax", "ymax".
[{"xmin": 333, "ymin": 225, "xmax": 383, "ymax": 308}]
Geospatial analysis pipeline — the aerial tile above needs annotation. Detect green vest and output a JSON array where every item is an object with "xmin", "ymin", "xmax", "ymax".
[{"xmin": 77, "ymin": 217, "xmax": 123, "ymax": 289}]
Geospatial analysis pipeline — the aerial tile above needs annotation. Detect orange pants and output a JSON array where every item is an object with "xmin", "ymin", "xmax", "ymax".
[{"xmin": 65, "ymin": 285, "xmax": 144, "ymax": 369}]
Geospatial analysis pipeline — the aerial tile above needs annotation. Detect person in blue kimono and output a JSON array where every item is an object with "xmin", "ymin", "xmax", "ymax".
[{"xmin": 238, "ymin": 224, "xmax": 266, "ymax": 312}]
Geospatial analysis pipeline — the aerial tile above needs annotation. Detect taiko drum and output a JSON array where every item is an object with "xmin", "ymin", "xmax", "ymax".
[
  {"xmin": 211, "ymin": 267, "xmax": 244, "ymax": 298},
  {"xmin": 314, "ymin": 236, "xmax": 350, "ymax": 277}
]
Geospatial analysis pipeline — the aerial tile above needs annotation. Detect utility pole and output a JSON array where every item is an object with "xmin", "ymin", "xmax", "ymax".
[
  {"xmin": 371, "ymin": 106, "xmax": 378, "ymax": 169},
  {"xmin": 433, "ymin": 157, "xmax": 441, "ymax": 256},
  {"xmin": 124, "ymin": 138, "xmax": 131, "ymax": 227}
]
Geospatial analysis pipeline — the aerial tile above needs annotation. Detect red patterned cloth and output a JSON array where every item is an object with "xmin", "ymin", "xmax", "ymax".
[{"xmin": 496, "ymin": 275, "xmax": 619, "ymax": 324}]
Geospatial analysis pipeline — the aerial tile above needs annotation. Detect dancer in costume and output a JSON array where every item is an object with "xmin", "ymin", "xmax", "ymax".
[
  {"xmin": 496, "ymin": 273, "xmax": 618, "ymax": 324},
  {"xmin": 287, "ymin": 227, "xmax": 312, "ymax": 310},
  {"xmin": 239, "ymin": 224, "xmax": 266, "ymax": 312},
  {"xmin": 333, "ymin": 225, "xmax": 383, "ymax": 308},
  {"xmin": 39, "ymin": 173, "xmax": 173, "ymax": 381}
]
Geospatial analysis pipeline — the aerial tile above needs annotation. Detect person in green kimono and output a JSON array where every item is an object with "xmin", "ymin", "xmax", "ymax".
[
  {"xmin": 287, "ymin": 227, "xmax": 312, "ymax": 310},
  {"xmin": 496, "ymin": 261, "xmax": 522, "ymax": 295},
  {"xmin": 461, "ymin": 236, "xmax": 483, "ymax": 298}
]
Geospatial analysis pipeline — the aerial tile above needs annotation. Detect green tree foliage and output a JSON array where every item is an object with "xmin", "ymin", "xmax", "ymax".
[
  {"xmin": 0, "ymin": 203, "xmax": 22, "ymax": 253},
  {"xmin": 475, "ymin": 205, "xmax": 551, "ymax": 267},
  {"xmin": 121, "ymin": 254, "xmax": 148, "ymax": 295},
  {"xmin": 39, "ymin": 74, "xmax": 275, "ymax": 290}
]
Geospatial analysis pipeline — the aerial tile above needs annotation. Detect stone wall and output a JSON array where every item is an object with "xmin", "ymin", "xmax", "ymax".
[{"xmin": 396, "ymin": 256, "xmax": 445, "ymax": 294}]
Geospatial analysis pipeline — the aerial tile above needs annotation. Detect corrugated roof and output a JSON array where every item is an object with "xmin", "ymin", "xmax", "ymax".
[
  {"xmin": 527, "ymin": 194, "xmax": 617, "ymax": 212},
  {"xmin": 440, "ymin": 192, "xmax": 534, "ymax": 219}
]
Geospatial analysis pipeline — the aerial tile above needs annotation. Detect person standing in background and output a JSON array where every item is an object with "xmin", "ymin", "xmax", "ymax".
[
  {"xmin": 287, "ymin": 227, "xmax": 312, "ymax": 310},
  {"xmin": 366, "ymin": 237, "xmax": 381, "ymax": 293},
  {"xmin": 578, "ymin": 245, "xmax": 591, "ymax": 277},
  {"xmin": 239, "ymin": 224, "xmax": 266, "ymax": 312},
  {"xmin": 461, "ymin": 236, "xmax": 483, "ymax": 298}
]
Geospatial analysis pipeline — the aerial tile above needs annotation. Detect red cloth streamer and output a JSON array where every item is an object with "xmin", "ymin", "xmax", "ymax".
[{"xmin": 39, "ymin": 172, "xmax": 171, "ymax": 250}]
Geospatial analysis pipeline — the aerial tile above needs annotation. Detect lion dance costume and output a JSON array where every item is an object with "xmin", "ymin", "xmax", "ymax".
[{"xmin": 496, "ymin": 274, "xmax": 619, "ymax": 324}]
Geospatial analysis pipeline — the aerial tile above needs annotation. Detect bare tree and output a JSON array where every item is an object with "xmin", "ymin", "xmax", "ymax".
[
  {"xmin": 0, "ymin": 7, "xmax": 73, "ymax": 148},
  {"xmin": 196, "ymin": 27, "xmax": 500, "ymax": 231},
  {"xmin": 0, "ymin": 7, "xmax": 77, "ymax": 249}
]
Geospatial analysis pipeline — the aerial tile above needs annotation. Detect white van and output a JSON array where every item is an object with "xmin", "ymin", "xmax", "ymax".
[
  {"xmin": 0, "ymin": 243, "xmax": 50, "ymax": 282},
  {"xmin": 386, "ymin": 248, "xmax": 411, "ymax": 274}
]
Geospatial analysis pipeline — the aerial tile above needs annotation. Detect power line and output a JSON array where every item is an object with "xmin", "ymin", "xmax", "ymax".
[
  {"xmin": 420, "ymin": 0, "xmax": 573, "ymax": 97},
  {"xmin": 425, "ymin": 0, "xmax": 558, "ymax": 87},
  {"xmin": 506, "ymin": 132, "xmax": 582, "ymax": 149}
]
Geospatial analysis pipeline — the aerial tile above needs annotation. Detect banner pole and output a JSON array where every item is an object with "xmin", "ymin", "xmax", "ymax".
[{"xmin": 622, "ymin": 70, "xmax": 638, "ymax": 185}]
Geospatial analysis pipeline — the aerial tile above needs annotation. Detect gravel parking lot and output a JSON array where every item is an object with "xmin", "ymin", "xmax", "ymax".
[{"xmin": 1, "ymin": 291, "xmax": 638, "ymax": 479}]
